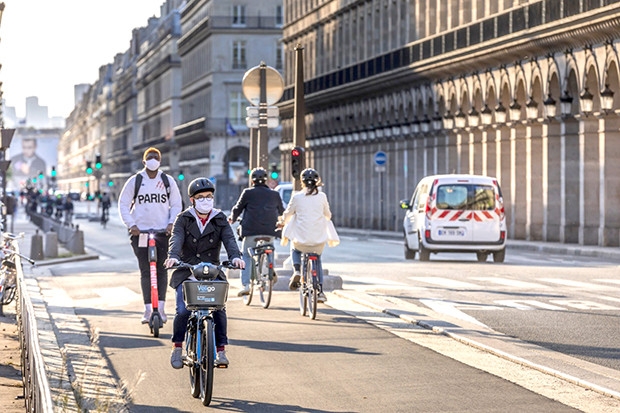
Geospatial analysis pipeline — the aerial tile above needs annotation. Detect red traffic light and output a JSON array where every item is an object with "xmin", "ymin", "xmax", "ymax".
[{"xmin": 291, "ymin": 148, "xmax": 301, "ymax": 157}]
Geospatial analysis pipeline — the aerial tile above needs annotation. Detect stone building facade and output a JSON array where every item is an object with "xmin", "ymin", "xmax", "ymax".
[
  {"xmin": 59, "ymin": 0, "xmax": 284, "ymax": 207},
  {"xmin": 279, "ymin": 0, "xmax": 620, "ymax": 246}
]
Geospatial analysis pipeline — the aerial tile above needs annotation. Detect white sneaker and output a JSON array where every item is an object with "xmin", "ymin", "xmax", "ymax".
[
  {"xmin": 215, "ymin": 350, "xmax": 229, "ymax": 367},
  {"xmin": 141, "ymin": 304, "xmax": 152, "ymax": 324},
  {"xmin": 317, "ymin": 291, "xmax": 327, "ymax": 303},
  {"xmin": 237, "ymin": 285, "xmax": 251, "ymax": 296},
  {"xmin": 288, "ymin": 271, "xmax": 301, "ymax": 291},
  {"xmin": 158, "ymin": 301, "xmax": 167, "ymax": 323},
  {"xmin": 170, "ymin": 347, "xmax": 183, "ymax": 369}
]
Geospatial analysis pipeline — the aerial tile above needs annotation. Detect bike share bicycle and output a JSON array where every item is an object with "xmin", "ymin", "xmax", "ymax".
[
  {"xmin": 0, "ymin": 232, "xmax": 36, "ymax": 316},
  {"xmin": 169, "ymin": 261, "xmax": 234, "ymax": 406},
  {"xmin": 243, "ymin": 236, "xmax": 277, "ymax": 308},
  {"xmin": 143, "ymin": 230, "xmax": 166, "ymax": 337}
]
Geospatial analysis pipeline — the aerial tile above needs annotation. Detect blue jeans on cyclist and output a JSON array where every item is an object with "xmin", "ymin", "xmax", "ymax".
[
  {"xmin": 290, "ymin": 248, "xmax": 327, "ymax": 302},
  {"xmin": 238, "ymin": 235, "xmax": 276, "ymax": 296},
  {"xmin": 172, "ymin": 283, "xmax": 228, "ymax": 347}
]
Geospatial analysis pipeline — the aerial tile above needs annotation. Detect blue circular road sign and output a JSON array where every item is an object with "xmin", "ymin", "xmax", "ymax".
[{"xmin": 374, "ymin": 151, "xmax": 387, "ymax": 166}]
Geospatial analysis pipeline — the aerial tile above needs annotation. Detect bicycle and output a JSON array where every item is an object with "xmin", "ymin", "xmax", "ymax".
[
  {"xmin": 144, "ymin": 230, "xmax": 167, "ymax": 337},
  {"xmin": 100, "ymin": 205, "xmax": 109, "ymax": 228},
  {"xmin": 0, "ymin": 232, "xmax": 35, "ymax": 316},
  {"xmin": 170, "ymin": 261, "xmax": 234, "ymax": 406},
  {"xmin": 298, "ymin": 252, "xmax": 321, "ymax": 320},
  {"xmin": 243, "ymin": 236, "xmax": 277, "ymax": 308}
]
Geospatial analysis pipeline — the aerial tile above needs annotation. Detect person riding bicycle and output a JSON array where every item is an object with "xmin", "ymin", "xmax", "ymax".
[
  {"xmin": 164, "ymin": 177, "xmax": 245, "ymax": 369},
  {"xmin": 277, "ymin": 168, "xmax": 339, "ymax": 303},
  {"xmin": 228, "ymin": 167, "xmax": 284, "ymax": 296},
  {"xmin": 118, "ymin": 147, "xmax": 183, "ymax": 324},
  {"xmin": 101, "ymin": 192, "xmax": 111, "ymax": 223}
]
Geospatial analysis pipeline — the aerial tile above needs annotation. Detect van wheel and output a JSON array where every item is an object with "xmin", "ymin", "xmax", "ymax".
[
  {"xmin": 493, "ymin": 248, "xmax": 506, "ymax": 263},
  {"xmin": 476, "ymin": 252, "xmax": 489, "ymax": 262},
  {"xmin": 419, "ymin": 243, "xmax": 431, "ymax": 262},
  {"xmin": 404, "ymin": 244, "xmax": 417, "ymax": 260}
]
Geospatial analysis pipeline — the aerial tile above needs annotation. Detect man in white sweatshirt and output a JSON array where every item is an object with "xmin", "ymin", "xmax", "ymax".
[{"xmin": 118, "ymin": 147, "xmax": 183, "ymax": 323}]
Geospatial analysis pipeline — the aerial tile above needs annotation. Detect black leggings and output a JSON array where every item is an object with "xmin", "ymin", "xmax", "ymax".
[{"xmin": 130, "ymin": 234, "xmax": 169, "ymax": 304}]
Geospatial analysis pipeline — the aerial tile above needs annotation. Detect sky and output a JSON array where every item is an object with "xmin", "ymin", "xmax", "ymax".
[{"xmin": 0, "ymin": 0, "xmax": 165, "ymax": 118}]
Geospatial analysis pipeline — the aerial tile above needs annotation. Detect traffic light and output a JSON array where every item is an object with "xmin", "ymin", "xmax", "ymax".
[
  {"xmin": 51, "ymin": 166, "xmax": 57, "ymax": 177},
  {"xmin": 178, "ymin": 170, "xmax": 185, "ymax": 181},
  {"xmin": 108, "ymin": 180, "xmax": 114, "ymax": 187},
  {"xmin": 291, "ymin": 146, "xmax": 305, "ymax": 179},
  {"xmin": 86, "ymin": 161, "xmax": 93, "ymax": 174},
  {"xmin": 270, "ymin": 163, "xmax": 279, "ymax": 180},
  {"xmin": 95, "ymin": 153, "xmax": 102, "ymax": 169},
  {"xmin": 38, "ymin": 170, "xmax": 44, "ymax": 181}
]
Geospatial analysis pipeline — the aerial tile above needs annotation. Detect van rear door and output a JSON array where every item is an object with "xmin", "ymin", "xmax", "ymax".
[{"xmin": 428, "ymin": 181, "xmax": 475, "ymax": 242}]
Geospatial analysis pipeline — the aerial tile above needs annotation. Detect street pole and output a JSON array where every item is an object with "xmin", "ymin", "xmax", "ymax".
[
  {"xmin": 293, "ymin": 44, "xmax": 306, "ymax": 192},
  {"xmin": 257, "ymin": 62, "xmax": 269, "ymax": 170},
  {"xmin": 249, "ymin": 128, "xmax": 258, "ymax": 177}
]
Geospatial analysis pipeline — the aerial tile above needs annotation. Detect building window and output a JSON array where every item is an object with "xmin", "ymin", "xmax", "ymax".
[
  {"xmin": 276, "ymin": 43, "xmax": 283, "ymax": 70},
  {"xmin": 275, "ymin": 5, "xmax": 283, "ymax": 27},
  {"xmin": 229, "ymin": 91, "xmax": 246, "ymax": 125},
  {"xmin": 232, "ymin": 41, "xmax": 247, "ymax": 69},
  {"xmin": 232, "ymin": 5, "xmax": 246, "ymax": 26}
]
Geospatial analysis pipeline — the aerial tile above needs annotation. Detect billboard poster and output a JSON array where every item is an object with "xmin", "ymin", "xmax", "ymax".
[{"xmin": 6, "ymin": 132, "xmax": 59, "ymax": 192}]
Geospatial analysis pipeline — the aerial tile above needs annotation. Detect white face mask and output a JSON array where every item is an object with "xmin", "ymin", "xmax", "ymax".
[
  {"xmin": 194, "ymin": 198, "xmax": 213, "ymax": 214},
  {"xmin": 145, "ymin": 158, "xmax": 160, "ymax": 171}
]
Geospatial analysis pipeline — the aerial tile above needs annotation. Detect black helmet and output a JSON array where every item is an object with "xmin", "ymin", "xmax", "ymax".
[
  {"xmin": 250, "ymin": 167, "xmax": 268, "ymax": 184},
  {"xmin": 301, "ymin": 168, "xmax": 320, "ymax": 187},
  {"xmin": 188, "ymin": 177, "xmax": 215, "ymax": 197}
]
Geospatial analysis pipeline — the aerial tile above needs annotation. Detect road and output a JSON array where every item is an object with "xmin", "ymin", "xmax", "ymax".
[{"xmin": 31, "ymin": 201, "xmax": 620, "ymax": 412}]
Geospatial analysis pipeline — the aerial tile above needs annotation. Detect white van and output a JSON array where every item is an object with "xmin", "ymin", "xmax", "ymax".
[{"xmin": 400, "ymin": 174, "xmax": 507, "ymax": 262}]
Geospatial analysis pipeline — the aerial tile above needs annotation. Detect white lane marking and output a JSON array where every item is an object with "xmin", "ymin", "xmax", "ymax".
[
  {"xmin": 410, "ymin": 277, "xmax": 481, "ymax": 289},
  {"xmin": 419, "ymin": 299, "xmax": 492, "ymax": 327},
  {"xmin": 539, "ymin": 278, "xmax": 619, "ymax": 291},
  {"xmin": 495, "ymin": 300, "xmax": 566, "ymax": 310},
  {"xmin": 472, "ymin": 277, "xmax": 547, "ymax": 289},
  {"xmin": 549, "ymin": 300, "xmax": 620, "ymax": 310},
  {"xmin": 92, "ymin": 287, "xmax": 142, "ymax": 306}
]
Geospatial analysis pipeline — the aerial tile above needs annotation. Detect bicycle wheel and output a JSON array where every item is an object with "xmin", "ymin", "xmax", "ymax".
[
  {"xmin": 243, "ymin": 262, "xmax": 254, "ymax": 306},
  {"xmin": 299, "ymin": 259, "xmax": 308, "ymax": 316},
  {"xmin": 150, "ymin": 312, "xmax": 161, "ymax": 338},
  {"xmin": 258, "ymin": 253, "xmax": 273, "ymax": 309},
  {"xmin": 186, "ymin": 320, "xmax": 200, "ymax": 398},
  {"xmin": 199, "ymin": 318, "xmax": 215, "ymax": 406},
  {"xmin": 307, "ymin": 260, "xmax": 318, "ymax": 320}
]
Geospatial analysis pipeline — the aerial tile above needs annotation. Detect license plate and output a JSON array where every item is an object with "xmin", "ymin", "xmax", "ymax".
[{"xmin": 438, "ymin": 228, "xmax": 465, "ymax": 236}]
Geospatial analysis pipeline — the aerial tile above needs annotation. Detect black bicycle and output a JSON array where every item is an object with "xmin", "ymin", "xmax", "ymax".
[
  {"xmin": 243, "ymin": 237, "xmax": 277, "ymax": 308},
  {"xmin": 171, "ymin": 261, "xmax": 235, "ymax": 406},
  {"xmin": 299, "ymin": 252, "xmax": 321, "ymax": 320},
  {"xmin": 0, "ymin": 232, "xmax": 35, "ymax": 316}
]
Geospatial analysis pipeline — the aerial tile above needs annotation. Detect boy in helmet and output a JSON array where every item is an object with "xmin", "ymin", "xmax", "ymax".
[
  {"xmin": 277, "ymin": 168, "xmax": 339, "ymax": 303},
  {"xmin": 165, "ymin": 177, "xmax": 244, "ymax": 369},
  {"xmin": 229, "ymin": 167, "xmax": 285, "ymax": 296}
]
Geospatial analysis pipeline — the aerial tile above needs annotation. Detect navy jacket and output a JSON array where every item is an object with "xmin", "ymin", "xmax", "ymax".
[
  {"xmin": 168, "ymin": 208, "xmax": 242, "ymax": 289},
  {"xmin": 230, "ymin": 184, "xmax": 284, "ymax": 238}
]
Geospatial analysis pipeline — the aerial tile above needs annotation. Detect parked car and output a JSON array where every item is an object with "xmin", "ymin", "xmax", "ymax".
[
  {"xmin": 275, "ymin": 182, "xmax": 293, "ymax": 208},
  {"xmin": 400, "ymin": 174, "xmax": 507, "ymax": 262}
]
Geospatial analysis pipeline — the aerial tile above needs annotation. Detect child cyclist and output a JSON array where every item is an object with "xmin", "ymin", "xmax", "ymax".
[{"xmin": 164, "ymin": 177, "xmax": 244, "ymax": 369}]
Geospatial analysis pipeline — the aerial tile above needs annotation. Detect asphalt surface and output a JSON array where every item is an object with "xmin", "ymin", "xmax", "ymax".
[{"xmin": 3, "ymin": 203, "xmax": 620, "ymax": 412}]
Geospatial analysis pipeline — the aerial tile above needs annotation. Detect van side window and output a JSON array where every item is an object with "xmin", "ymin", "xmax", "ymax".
[
  {"xmin": 416, "ymin": 183, "xmax": 428, "ymax": 212},
  {"xmin": 410, "ymin": 187, "xmax": 419, "ymax": 210}
]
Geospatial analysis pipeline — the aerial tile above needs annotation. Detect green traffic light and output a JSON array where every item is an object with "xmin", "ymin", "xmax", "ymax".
[
  {"xmin": 178, "ymin": 172, "xmax": 185, "ymax": 181},
  {"xmin": 95, "ymin": 162, "xmax": 102, "ymax": 169},
  {"xmin": 108, "ymin": 180, "xmax": 114, "ymax": 187},
  {"xmin": 86, "ymin": 167, "xmax": 93, "ymax": 174},
  {"xmin": 270, "ymin": 171, "xmax": 279, "ymax": 179}
]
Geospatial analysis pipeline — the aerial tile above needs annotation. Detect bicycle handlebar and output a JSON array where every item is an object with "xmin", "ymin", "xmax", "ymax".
[
  {"xmin": 2, "ymin": 247, "xmax": 36, "ymax": 265},
  {"xmin": 168, "ymin": 261, "xmax": 239, "ymax": 280}
]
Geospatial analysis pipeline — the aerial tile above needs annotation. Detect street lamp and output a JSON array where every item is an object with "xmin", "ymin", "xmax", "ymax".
[
  {"xmin": 560, "ymin": 90, "xmax": 573, "ymax": 116},
  {"xmin": 509, "ymin": 100, "xmax": 522, "ymax": 122},
  {"xmin": 454, "ymin": 109, "xmax": 466, "ymax": 129},
  {"xmin": 494, "ymin": 102, "xmax": 507, "ymax": 124},
  {"xmin": 443, "ymin": 111, "xmax": 454, "ymax": 130},
  {"xmin": 543, "ymin": 94, "xmax": 557, "ymax": 118},
  {"xmin": 600, "ymin": 84, "xmax": 614, "ymax": 113},
  {"xmin": 480, "ymin": 105, "xmax": 493, "ymax": 126},
  {"xmin": 432, "ymin": 112, "xmax": 443, "ymax": 131},
  {"xmin": 526, "ymin": 97, "xmax": 538, "ymax": 120},
  {"xmin": 579, "ymin": 88, "xmax": 594, "ymax": 115}
]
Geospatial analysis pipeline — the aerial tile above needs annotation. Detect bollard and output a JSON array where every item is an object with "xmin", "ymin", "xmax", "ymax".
[
  {"xmin": 30, "ymin": 229, "xmax": 44, "ymax": 261},
  {"xmin": 68, "ymin": 226, "xmax": 85, "ymax": 254},
  {"xmin": 44, "ymin": 230, "xmax": 58, "ymax": 259}
]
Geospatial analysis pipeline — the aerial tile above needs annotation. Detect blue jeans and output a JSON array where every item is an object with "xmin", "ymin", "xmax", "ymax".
[
  {"xmin": 241, "ymin": 235, "xmax": 274, "ymax": 286},
  {"xmin": 171, "ymin": 283, "xmax": 228, "ymax": 347},
  {"xmin": 291, "ymin": 249, "xmax": 323, "ymax": 284}
]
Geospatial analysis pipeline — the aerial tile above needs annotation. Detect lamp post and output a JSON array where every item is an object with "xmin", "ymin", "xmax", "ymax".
[
  {"xmin": 543, "ymin": 94, "xmax": 557, "ymax": 119},
  {"xmin": 560, "ymin": 90, "xmax": 573, "ymax": 117},
  {"xmin": 601, "ymin": 84, "xmax": 614, "ymax": 113}
]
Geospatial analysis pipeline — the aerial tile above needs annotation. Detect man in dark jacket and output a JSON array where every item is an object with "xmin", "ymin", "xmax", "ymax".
[
  {"xmin": 229, "ymin": 167, "xmax": 284, "ymax": 296},
  {"xmin": 165, "ymin": 177, "xmax": 244, "ymax": 369}
]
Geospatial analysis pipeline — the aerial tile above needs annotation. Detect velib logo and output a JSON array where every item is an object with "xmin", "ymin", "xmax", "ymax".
[{"xmin": 197, "ymin": 284, "xmax": 216, "ymax": 293}]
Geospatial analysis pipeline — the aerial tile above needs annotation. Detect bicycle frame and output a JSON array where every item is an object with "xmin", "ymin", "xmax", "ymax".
[
  {"xmin": 299, "ymin": 252, "xmax": 320, "ymax": 319},
  {"xmin": 243, "ymin": 238, "xmax": 276, "ymax": 308}
]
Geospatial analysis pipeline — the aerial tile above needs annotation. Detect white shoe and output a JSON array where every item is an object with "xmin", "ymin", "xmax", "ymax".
[
  {"xmin": 288, "ymin": 271, "xmax": 301, "ymax": 291},
  {"xmin": 158, "ymin": 300, "xmax": 167, "ymax": 323},
  {"xmin": 170, "ymin": 347, "xmax": 183, "ymax": 369},
  {"xmin": 215, "ymin": 350, "xmax": 229, "ymax": 367},
  {"xmin": 237, "ymin": 285, "xmax": 250, "ymax": 296},
  {"xmin": 141, "ymin": 304, "xmax": 152, "ymax": 324}
]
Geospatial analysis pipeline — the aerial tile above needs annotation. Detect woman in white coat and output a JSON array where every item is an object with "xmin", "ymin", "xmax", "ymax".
[{"xmin": 278, "ymin": 168, "xmax": 339, "ymax": 302}]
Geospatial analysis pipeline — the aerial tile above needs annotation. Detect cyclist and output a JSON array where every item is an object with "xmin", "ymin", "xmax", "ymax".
[
  {"xmin": 228, "ymin": 167, "xmax": 284, "ymax": 296},
  {"xmin": 277, "ymin": 168, "xmax": 339, "ymax": 303},
  {"xmin": 118, "ymin": 147, "xmax": 183, "ymax": 324},
  {"xmin": 164, "ymin": 177, "xmax": 244, "ymax": 369},
  {"xmin": 100, "ymin": 192, "xmax": 111, "ymax": 226}
]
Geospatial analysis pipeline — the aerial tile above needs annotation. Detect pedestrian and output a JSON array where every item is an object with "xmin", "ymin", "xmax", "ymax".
[
  {"xmin": 118, "ymin": 147, "xmax": 183, "ymax": 324},
  {"xmin": 228, "ymin": 167, "xmax": 284, "ymax": 296},
  {"xmin": 164, "ymin": 177, "xmax": 244, "ymax": 368},
  {"xmin": 277, "ymin": 168, "xmax": 340, "ymax": 303}
]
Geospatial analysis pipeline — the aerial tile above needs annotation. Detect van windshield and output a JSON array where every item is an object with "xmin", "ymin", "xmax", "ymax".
[{"xmin": 435, "ymin": 184, "xmax": 495, "ymax": 210}]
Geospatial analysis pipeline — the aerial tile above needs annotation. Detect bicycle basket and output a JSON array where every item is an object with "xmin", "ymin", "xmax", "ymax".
[{"xmin": 183, "ymin": 280, "xmax": 229, "ymax": 310}]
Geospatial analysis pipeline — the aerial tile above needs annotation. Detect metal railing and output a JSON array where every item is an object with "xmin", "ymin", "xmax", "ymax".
[{"xmin": 16, "ymin": 241, "xmax": 54, "ymax": 412}]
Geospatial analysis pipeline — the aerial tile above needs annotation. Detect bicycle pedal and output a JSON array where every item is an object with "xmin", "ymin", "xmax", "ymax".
[{"xmin": 215, "ymin": 364, "xmax": 229, "ymax": 369}]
